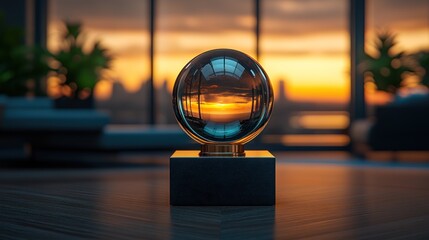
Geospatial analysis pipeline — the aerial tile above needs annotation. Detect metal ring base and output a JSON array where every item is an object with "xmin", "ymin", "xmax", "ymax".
[{"xmin": 200, "ymin": 144, "xmax": 245, "ymax": 157}]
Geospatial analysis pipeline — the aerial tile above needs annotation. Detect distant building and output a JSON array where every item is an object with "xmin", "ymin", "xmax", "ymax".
[{"xmin": 97, "ymin": 80, "xmax": 150, "ymax": 124}]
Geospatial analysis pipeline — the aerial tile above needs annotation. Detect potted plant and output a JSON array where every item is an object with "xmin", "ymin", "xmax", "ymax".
[
  {"xmin": 0, "ymin": 14, "xmax": 51, "ymax": 97},
  {"xmin": 52, "ymin": 22, "xmax": 112, "ymax": 108},
  {"xmin": 362, "ymin": 32, "xmax": 415, "ymax": 95},
  {"xmin": 0, "ymin": 13, "xmax": 53, "ymax": 117},
  {"xmin": 361, "ymin": 32, "xmax": 429, "ymax": 152}
]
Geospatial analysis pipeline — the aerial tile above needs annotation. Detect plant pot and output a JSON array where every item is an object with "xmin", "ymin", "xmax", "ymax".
[{"xmin": 54, "ymin": 96, "xmax": 94, "ymax": 109}]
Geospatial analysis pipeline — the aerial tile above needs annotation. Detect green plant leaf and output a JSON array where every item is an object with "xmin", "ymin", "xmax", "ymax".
[
  {"xmin": 51, "ymin": 21, "xmax": 113, "ymax": 99},
  {"xmin": 362, "ymin": 32, "xmax": 415, "ymax": 94}
]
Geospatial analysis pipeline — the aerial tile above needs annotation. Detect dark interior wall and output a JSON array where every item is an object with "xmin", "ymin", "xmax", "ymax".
[
  {"xmin": 0, "ymin": 0, "xmax": 26, "ymax": 28},
  {"xmin": 0, "ymin": 0, "xmax": 47, "ymax": 47},
  {"xmin": 0, "ymin": 0, "xmax": 27, "ymax": 45}
]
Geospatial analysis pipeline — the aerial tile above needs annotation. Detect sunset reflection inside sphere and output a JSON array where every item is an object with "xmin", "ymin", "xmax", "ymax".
[{"xmin": 172, "ymin": 49, "xmax": 274, "ymax": 145}]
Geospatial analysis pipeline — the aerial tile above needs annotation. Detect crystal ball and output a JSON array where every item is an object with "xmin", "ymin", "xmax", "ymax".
[{"xmin": 172, "ymin": 49, "xmax": 274, "ymax": 145}]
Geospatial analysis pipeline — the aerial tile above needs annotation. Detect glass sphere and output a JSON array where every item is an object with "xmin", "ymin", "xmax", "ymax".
[{"xmin": 172, "ymin": 49, "xmax": 273, "ymax": 146}]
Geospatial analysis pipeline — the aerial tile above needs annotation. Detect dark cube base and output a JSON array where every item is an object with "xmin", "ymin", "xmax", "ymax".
[{"xmin": 170, "ymin": 150, "xmax": 275, "ymax": 206}]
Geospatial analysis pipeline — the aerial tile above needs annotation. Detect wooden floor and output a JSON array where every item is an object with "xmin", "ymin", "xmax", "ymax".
[{"xmin": 1, "ymin": 156, "xmax": 429, "ymax": 239}]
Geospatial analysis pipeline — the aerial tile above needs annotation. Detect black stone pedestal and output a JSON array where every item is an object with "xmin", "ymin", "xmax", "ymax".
[{"xmin": 170, "ymin": 150, "xmax": 275, "ymax": 206}]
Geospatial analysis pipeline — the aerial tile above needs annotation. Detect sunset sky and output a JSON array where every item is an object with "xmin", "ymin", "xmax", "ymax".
[{"xmin": 48, "ymin": 0, "xmax": 429, "ymax": 103}]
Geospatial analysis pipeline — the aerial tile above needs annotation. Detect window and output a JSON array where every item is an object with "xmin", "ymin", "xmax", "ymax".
[
  {"xmin": 43, "ymin": 0, "xmax": 412, "ymax": 149},
  {"xmin": 261, "ymin": 0, "xmax": 350, "ymax": 148},
  {"xmin": 48, "ymin": 0, "xmax": 150, "ymax": 123}
]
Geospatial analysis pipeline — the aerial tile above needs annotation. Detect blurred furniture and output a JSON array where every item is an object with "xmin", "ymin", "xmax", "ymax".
[
  {"xmin": 351, "ymin": 95, "xmax": 429, "ymax": 155},
  {"xmin": 0, "ymin": 96, "xmax": 195, "ymax": 160},
  {"xmin": 0, "ymin": 97, "xmax": 55, "ymax": 159},
  {"xmin": 36, "ymin": 125, "xmax": 196, "ymax": 153},
  {"xmin": 369, "ymin": 102, "xmax": 429, "ymax": 151},
  {"xmin": 2, "ymin": 97, "xmax": 53, "ymax": 109},
  {"xmin": 0, "ymin": 96, "xmax": 109, "ymax": 160}
]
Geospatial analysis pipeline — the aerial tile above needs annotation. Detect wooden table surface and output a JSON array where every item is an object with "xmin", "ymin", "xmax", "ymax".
[{"xmin": 1, "ymin": 159, "xmax": 429, "ymax": 239}]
